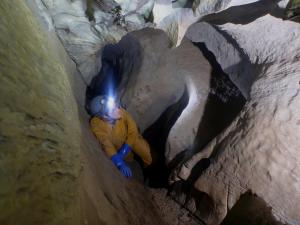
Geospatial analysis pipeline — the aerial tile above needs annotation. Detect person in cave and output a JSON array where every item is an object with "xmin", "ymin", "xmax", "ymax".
[{"xmin": 89, "ymin": 95, "xmax": 152, "ymax": 178}]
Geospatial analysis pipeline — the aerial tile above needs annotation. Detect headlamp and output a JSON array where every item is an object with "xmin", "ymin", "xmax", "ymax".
[{"xmin": 106, "ymin": 96, "xmax": 116, "ymax": 112}]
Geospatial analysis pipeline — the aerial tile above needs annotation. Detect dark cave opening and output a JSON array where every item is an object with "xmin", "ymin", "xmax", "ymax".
[
  {"xmin": 142, "ymin": 87, "xmax": 189, "ymax": 188},
  {"xmin": 220, "ymin": 191, "xmax": 285, "ymax": 225}
]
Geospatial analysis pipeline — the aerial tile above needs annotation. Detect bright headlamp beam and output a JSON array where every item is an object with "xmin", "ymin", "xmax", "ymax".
[{"xmin": 107, "ymin": 96, "xmax": 116, "ymax": 112}]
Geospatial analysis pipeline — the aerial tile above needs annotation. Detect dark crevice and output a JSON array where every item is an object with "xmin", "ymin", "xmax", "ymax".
[
  {"xmin": 143, "ymin": 41, "xmax": 246, "ymax": 189},
  {"xmin": 220, "ymin": 191, "xmax": 287, "ymax": 225},
  {"xmin": 166, "ymin": 42, "xmax": 246, "ymax": 221},
  {"xmin": 142, "ymin": 86, "xmax": 189, "ymax": 188},
  {"xmin": 181, "ymin": 42, "xmax": 246, "ymax": 165},
  {"xmin": 172, "ymin": 0, "xmax": 194, "ymax": 8},
  {"xmin": 168, "ymin": 181, "xmax": 213, "ymax": 225}
]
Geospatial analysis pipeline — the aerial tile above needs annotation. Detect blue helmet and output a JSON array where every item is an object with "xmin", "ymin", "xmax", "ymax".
[{"xmin": 90, "ymin": 95, "xmax": 118, "ymax": 116}]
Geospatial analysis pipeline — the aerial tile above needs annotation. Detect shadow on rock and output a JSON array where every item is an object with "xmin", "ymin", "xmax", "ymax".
[{"xmin": 201, "ymin": 0, "xmax": 285, "ymax": 25}]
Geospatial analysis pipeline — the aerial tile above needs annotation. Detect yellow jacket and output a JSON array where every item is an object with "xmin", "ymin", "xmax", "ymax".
[{"xmin": 90, "ymin": 108, "xmax": 152, "ymax": 166}]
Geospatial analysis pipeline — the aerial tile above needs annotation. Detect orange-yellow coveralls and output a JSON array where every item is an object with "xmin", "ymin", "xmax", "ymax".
[{"xmin": 90, "ymin": 108, "xmax": 152, "ymax": 166}]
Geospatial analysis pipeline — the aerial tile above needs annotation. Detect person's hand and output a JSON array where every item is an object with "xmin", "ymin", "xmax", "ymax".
[
  {"xmin": 118, "ymin": 163, "xmax": 132, "ymax": 178},
  {"xmin": 111, "ymin": 154, "xmax": 132, "ymax": 178}
]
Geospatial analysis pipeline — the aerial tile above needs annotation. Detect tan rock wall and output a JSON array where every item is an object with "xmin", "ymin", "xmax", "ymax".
[
  {"xmin": 0, "ymin": 1, "xmax": 81, "ymax": 224},
  {"xmin": 0, "ymin": 1, "xmax": 166, "ymax": 225}
]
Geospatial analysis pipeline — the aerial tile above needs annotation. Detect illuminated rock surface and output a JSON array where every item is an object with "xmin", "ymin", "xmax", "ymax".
[{"xmin": 0, "ymin": 1, "xmax": 167, "ymax": 225}]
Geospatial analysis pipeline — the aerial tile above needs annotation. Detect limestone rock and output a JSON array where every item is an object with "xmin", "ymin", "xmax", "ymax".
[
  {"xmin": 172, "ymin": 14, "xmax": 300, "ymax": 225},
  {"xmin": 185, "ymin": 22, "xmax": 253, "ymax": 98},
  {"xmin": 0, "ymin": 1, "xmax": 167, "ymax": 224},
  {"xmin": 152, "ymin": 0, "xmax": 236, "ymax": 46},
  {"xmin": 33, "ymin": 0, "xmax": 128, "ymax": 84},
  {"xmin": 0, "ymin": 1, "xmax": 81, "ymax": 224}
]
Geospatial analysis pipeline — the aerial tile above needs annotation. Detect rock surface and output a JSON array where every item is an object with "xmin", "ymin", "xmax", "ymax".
[
  {"xmin": 149, "ymin": 188, "xmax": 204, "ymax": 225},
  {"xmin": 152, "ymin": 0, "xmax": 259, "ymax": 47},
  {"xmin": 186, "ymin": 22, "xmax": 253, "ymax": 98},
  {"xmin": 0, "ymin": 1, "xmax": 167, "ymax": 225},
  {"xmin": 172, "ymin": 13, "xmax": 300, "ymax": 225},
  {"xmin": 0, "ymin": 1, "xmax": 81, "ymax": 224},
  {"xmin": 34, "ymin": 0, "xmax": 133, "ymax": 84}
]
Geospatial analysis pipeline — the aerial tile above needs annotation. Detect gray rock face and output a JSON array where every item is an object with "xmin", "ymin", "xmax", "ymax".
[
  {"xmin": 38, "ymin": 0, "xmax": 103, "ymax": 83},
  {"xmin": 34, "ymin": 0, "xmax": 133, "ymax": 84},
  {"xmin": 31, "ymin": 0, "xmax": 157, "ymax": 85},
  {"xmin": 152, "ymin": 0, "xmax": 238, "ymax": 46},
  {"xmin": 186, "ymin": 22, "xmax": 253, "ymax": 98},
  {"xmin": 115, "ymin": 0, "xmax": 155, "ymax": 25},
  {"xmin": 171, "ymin": 14, "xmax": 300, "ymax": 225}
]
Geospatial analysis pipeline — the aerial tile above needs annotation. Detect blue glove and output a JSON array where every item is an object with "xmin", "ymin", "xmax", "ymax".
[
  {"xmin": 111, "ymin": 154, "xmax": 132, "ymax": 178},
  {"xmin": 119, "ymin": 163, "xmax": 132, "ymax": 178},
  {"xmin": 118, "ymin": 143, "xmax": 131, "ymax": 158}
]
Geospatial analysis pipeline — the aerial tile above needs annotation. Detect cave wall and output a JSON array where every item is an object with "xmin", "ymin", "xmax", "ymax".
[
  {"xmin": 0, "ymin": 1, "xmax": 166, "ymax": 225},
  {"xmin": 173, "ymin": 14, "xmax": 300, "ymax": 225},
  {"xmin": 0, "ymin": 1, "xmax": 81, "ymax": 224}
]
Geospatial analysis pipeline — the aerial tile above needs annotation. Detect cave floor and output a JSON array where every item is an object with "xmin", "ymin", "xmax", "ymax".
[{"xmin": 149, "ymin": 188, "xmax": 204, "ymax": 225}]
